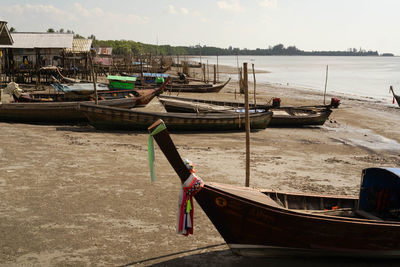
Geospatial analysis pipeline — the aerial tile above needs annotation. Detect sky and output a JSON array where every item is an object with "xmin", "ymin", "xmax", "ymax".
[{"xmin": 1, "ymin": 0, "xmax": 400, "ymax": 55}]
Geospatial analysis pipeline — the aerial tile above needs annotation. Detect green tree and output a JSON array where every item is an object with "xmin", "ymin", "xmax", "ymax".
[
  {"xmin": 47, "ymin": 28, "xmax": 55, "ymax": 33},
  {"xmin": 74, "ymin": 34, "xmax": 85, "ymax": 39}
]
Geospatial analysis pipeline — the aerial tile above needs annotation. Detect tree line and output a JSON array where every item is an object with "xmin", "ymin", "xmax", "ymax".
[
  {"xmin": 92, "ymin": 41, "xmax": 382, "ymax": 57},
  {"xmin": 8, "ymin": 27, "xmax": 387, "ymax": 56}
]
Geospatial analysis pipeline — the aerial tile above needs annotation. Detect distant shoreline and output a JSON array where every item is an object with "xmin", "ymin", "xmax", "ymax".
[
  {"xmin": 92, "ymin": 40, "xmax": 395, "ymax": 57},
  {"xmin": 188, "ymin": 54, "xmax": 396, "ymax": 57}
]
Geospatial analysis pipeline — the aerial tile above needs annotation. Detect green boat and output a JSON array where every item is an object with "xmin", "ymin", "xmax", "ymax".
[{"xmin": 107, "ymin": 75, "xmax": 137, "ymax": 90}]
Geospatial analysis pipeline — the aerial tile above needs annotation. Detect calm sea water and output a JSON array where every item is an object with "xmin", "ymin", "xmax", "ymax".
[{"xmin": 191, "ymin": 56, "xmax": 400, "ymax": 101}]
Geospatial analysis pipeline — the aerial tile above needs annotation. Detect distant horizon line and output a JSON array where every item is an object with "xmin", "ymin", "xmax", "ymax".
[{"xmin": 6, "ymin": 32, "xmax": 397, "ymax": 56}]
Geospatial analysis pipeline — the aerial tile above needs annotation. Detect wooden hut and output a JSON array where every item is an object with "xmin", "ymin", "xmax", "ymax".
[
  {"xmin": 63, "ymin": 38, "xmax": 93, "ymax": 80},
  {"xmin": 0, "ymin": 21, "xmax": 13, "ymax": 45},
  {"xmin": 0, "ymin": 32, "xmax": 73, "ymax": 83},
  {"xmin": 0, "ymin": 21, "xmax": 13, "ymax": 84}
]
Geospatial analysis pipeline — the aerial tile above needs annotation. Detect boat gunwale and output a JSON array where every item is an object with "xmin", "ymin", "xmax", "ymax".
[
  {"xmin": 79, "ymin": 102, "xmax": 273, "ymax": 120},
  {"xmin": 204, "ymin": 183, "xmax": 400, "ymax": 226}
]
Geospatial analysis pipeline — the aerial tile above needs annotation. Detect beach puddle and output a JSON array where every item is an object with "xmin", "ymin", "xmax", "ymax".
[{"xmin": 326, "ymin": 125, "xmax": 400, "ymax": 153}]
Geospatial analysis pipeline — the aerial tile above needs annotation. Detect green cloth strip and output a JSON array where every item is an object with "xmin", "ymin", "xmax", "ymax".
[
  {"xmin": 186, "ymin": 198, "xmax": 192, "ymax": 213},
  {"xmin": 148, "ymin": 122, "xmax": 167, "ymax": 182}
]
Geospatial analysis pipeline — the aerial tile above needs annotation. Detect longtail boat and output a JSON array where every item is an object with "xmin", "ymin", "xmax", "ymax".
[
  {"xmin": 79, "ymin": 103, "xmax": 272, "ymax": 131},
  {"xmin": 390, "ymin": 86, "xmax": 400, "ymax": 107},
  {"xmin": 165, "ymin": 78, "xmax": 230, "ymax": 93},
  {"xmin": 107, "ymin": 75, "xmax": 137, "ymax": 90},
  {"xmin": 138, "ymin": 78, "xmax": 231, "ymax": 93},
  {"xmin": 158, "ymin": 95, "xmax": 332, "ymax": 127},
  {"xmin": 148, "ymin": 119, "xmax": 400, "ymax": 257},
  {"xmin": 19, "ymin": 88, "xmax": 143, "ymax": 102},
  {"xmin": 0, "ymin": 80, "xmax": 168, "ymax": 123}
]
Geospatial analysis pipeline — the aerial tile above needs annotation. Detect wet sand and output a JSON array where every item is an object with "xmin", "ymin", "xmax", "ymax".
[{"xmin": 1, "ymin": 66, "xmax": 400, "ymax": 266}]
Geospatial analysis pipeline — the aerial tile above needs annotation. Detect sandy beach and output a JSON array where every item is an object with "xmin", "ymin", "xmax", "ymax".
[{"xmin": 1, "ymin": 65, "xmax": 400, "ymax": 266}]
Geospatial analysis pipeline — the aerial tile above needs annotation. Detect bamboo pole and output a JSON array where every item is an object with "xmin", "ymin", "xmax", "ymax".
[
  {"xmin": 236, "ymin": 53, "xmax": 240, "ymax": 81},
  {"xmin": 213, "ymin": 65, "xmax": 216, "ymax": 84},
  {"xmin": 216, "ymin": 54, "xmax": 219, "ymax": 82},
  {"xmin": 235, "ymin": 53, "xmax": 240, "ymax": 99},
  {"xmin": 207, "ymin": 60, "xmax": 209, "ymax": 83},
  {"xmin": 199, "ymin": 45, "xmax": 202, "ymax": 66},
  {"xmin": 243, "ymin": 62, "xmax": 250, "ymax": 187},
  {"xmin": 252, "ymin": 63, "xmax": 257, "ymax": 110},
  {"xmin": 323, "ymin": 65, "xmax": 329, "ymax": 105},
  {"xmin": 89, "ymin": 53, "xmax": 98, "ymax": 105},
  {"xmin": 202, "ymin": 64, "xmax": 206, "ymax": 83}
]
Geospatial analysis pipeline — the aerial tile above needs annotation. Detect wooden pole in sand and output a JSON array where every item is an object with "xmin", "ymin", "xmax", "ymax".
[
  {"xmin": 199, "ymin": 45, "xmax": 202, "ymax": 66},
  {"xmin": 89, "ymin": 52, "xmax": 98, "ymax": 105},
  {"xmin": 235, "ymin": 53, "xmax": 240, "ymax": 99},
  {"xmin": 213, "ymin": 65, "xmax": 216, "ymax": 84},
  {"xmin": 323, "ymin": 65, "xmax": 329, "ymax": 105},
  {"xmin": 202, "ymin": 64, "xmax": 206, "ymax": 83},
  {"xmin": 207, "ymin": 60, "xmax": 209, "ymax": 83},
  {"xmin": 252, "ymin": 63, "xmax": 256, "ymax": 110},
  {"xmin": 217, "ymin": 54, "xmax": 219, "ymax": 82},
  {"xmin": 243, "ymin": 62, "xmax": 250, "ymax": 187}
]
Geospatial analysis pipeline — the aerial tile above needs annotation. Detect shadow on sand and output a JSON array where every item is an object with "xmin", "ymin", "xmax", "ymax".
[
  {"xmin": 55, "ymin": 125, "xmax": 266, "ymax": 135},
  {"xmin": 119, "ymin": 245, "xmax": 400, "ymax": 267}
]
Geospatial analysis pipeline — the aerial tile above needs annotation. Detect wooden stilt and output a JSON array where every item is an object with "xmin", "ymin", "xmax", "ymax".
[
  {"xmin": 252, "ymin": 63, "xmax": 257, "ymax": 110},
  {"xmin": 89, "ymin": 53, "xmax": 98, "ymax": 105},
  {"xmin": 243, "ymin": 62, "xmax": 250, "ymax": 187}
]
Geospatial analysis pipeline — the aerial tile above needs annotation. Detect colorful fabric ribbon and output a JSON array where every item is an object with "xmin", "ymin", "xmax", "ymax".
[
  {"xmin": 177, "ymin": 160, "xmax": 204, "ymax": 236},
  {"xmin": 147, "ymin": 123, "xmax": 167, "ymax": 182}
]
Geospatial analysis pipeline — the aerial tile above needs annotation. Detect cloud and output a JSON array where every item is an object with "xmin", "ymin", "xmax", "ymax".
[
  {"xmin": 168, "ymin": 5, "xmax": 177, "ymax": 14},
  {"xmin": 180, "ymin": 8, "xmax": 189, "ymax": 15},
  {"xmin": 217, "ymin": 1, "xmax": 244, "ymax": 12},
  {"xmin": 1, "ymin": 3, "xmax": 149, "ymax": 36},
  {"xmin": 168, "ymin": 5, "xmax": 190, "ymax": 15},
  {"xmin": 70, "ymin": 3, "xmax": 148, "ymax": 24},
  {"xmin": 2, "ymin": 4, "xmax": 72, "ymax": 20},
  {"xmin": 0, "ymin": 2, "xmax": 152, "ymax": 41},
  {"xmin": 259, "ymin": 0, "xmax": 277, "ymax": 8}
]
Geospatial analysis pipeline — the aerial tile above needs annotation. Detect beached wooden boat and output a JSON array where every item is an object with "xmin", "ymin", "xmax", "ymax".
[
  {"xmin": 268, "ymin": 107, "xmax": 332, "ymax": 127},
  {"xmin": 79, "ymin": 103, "xmax": 272, "ymax": 131},
  {"xmin": 166, "ymin": 78, "xmax": 230, "ymax": 93},
  {"xmin": 19, "ymin": 88, "xmax": 142, "ymax": 102},
  {"xmin": 138, "ymin": 78, "xmax": 231, "ymax": 93},
  {"xmin": 0, "ymin": 87, "xmax": 164, "ymax": 123},
  {"xmin": 149, "ymin": 119, "xmax": 400, "ymax": 257},
  {"xmin": 108, "ymin": 75, "xmax": 137, "ymax": 90},
  {"xmin": 158, "ymin": 95, "xmax": 332, "ymax": 127},
  {"xmin": 390, "ymin": 86, "xmax": 400, "ymax": 107}
]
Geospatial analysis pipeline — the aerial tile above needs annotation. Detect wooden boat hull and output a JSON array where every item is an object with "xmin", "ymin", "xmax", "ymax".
[
  {"xmin": 0, "ymin": 97, "xmax": 138, "ymax": 122},
  {"xmin": 163, "ymin": 78, "xmax": 231, "ymax": 93},
  {"xmin": 158, "ymin": 95, "xmax": 332, "ymax": 127},
  {"xmin": 0, "ymin": 86, "xmax": 163, "ymax": 123},
  {"xmin": 148, "ymin": 120, "xmax": 400, "ymax": 258},
  {"xmin": 391, "ymin": 87, "xmax": 400, "ymax": 108},
  {"xmin": 195, "ymin": 183, "xmax": 400, "ymax": 257},
  {"xmin": 269, "ymin": 107, "xmax": 332, "ymax": 127},
  {"xmin": 79, "ymin": 104, "xmax": 272, "ymax": 131}
]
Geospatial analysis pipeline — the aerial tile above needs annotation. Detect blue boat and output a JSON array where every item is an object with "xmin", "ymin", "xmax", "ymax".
[{"xmin": 52, "ymin": 83, "xmax": 110, "ymax": 94}]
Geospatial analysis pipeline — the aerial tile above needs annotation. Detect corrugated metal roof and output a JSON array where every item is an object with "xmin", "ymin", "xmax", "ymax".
[
  {"xmin": 0, "ymin": 21, "xmax": 13, "ymax": 45},
  {"xmin": 0, "ymin": 32, "xmax": 73, "ymax": 49},
  {"xmin": 65, "ymin": 38, "xmax": 93, "ymax": 53}
]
